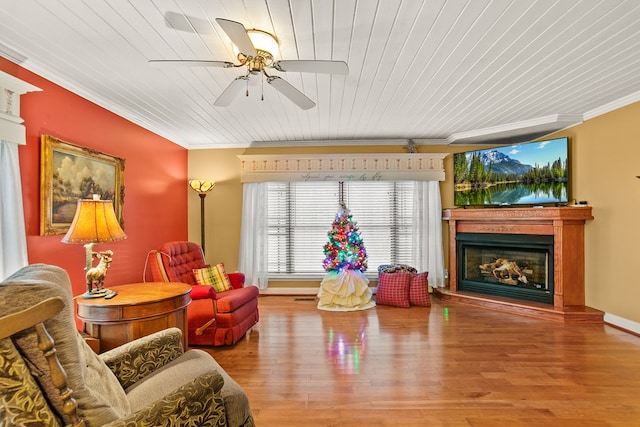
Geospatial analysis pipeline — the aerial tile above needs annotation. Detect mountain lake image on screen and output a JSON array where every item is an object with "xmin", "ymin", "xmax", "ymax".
[{"xmin": 453, "ymin": 137, "xmax": 569, "ymax": 207}]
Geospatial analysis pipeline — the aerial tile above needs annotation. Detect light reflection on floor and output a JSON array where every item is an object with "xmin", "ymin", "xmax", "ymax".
[
  {"xmin": 322, "ymin": 309, "xmax": 373, "ymax": 375},
  {"xmin": 325, "ymin": 324, "xmax": 366, "ymax": 374}
]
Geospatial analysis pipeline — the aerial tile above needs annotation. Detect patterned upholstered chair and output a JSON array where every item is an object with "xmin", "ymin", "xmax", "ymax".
[
  {"xmin": 0, "ymin": 264, "xmax": 255, "ymax": 427},
  {"xmin": 148, "ymin": 241, "xmax": 259, "ymax": 347}
]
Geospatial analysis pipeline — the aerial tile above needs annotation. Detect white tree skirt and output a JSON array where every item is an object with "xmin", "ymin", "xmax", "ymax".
[{"xmin": 317, "ymin": 270, "xmax": 376, "ymax": 311}]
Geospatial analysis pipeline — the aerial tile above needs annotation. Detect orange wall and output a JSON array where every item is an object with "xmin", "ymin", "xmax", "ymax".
[{"xmin": 1, "ymin": 58, "xmax": 188, "ymax": 297}]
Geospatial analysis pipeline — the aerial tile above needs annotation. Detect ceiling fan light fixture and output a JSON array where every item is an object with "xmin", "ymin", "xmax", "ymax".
[{"xmin": 233, "ymin": 29, "xmax": 279, "ymax": 63}]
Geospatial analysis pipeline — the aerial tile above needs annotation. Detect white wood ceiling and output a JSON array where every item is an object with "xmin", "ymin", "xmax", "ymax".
[{"xmin": 2, "ymin": 0, "xmax": 640, "ymax": 149}]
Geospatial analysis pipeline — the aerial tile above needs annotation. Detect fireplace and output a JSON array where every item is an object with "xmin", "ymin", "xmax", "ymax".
[
  {"xmin": 457, "ymin": 233, "xmax": 554, "ymax": 304},
  {"xmin": 438, "ymin": 207, "xmax": 603, "ymax": 323}
]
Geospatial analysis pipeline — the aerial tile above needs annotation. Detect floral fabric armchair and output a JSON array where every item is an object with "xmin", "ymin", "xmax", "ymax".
[{"xmin": 0, "ymin": 264, "xmax": 255, "ymax": 427}]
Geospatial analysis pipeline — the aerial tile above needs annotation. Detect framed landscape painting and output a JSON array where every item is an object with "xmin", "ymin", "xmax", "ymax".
[{"xmin": 40, "ymin": 135, "xmax": 125, "ymax": 235}]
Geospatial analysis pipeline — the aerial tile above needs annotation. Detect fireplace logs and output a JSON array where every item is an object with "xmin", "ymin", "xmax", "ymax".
[{"xmin": 479, "ymin": 258, "xmax": 529, "ymax": 285}]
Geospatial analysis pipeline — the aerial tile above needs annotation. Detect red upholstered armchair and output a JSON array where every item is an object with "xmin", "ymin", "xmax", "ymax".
[{"xmin": 149, "ymin": 241, "xmax": 259, "ymax": 346}]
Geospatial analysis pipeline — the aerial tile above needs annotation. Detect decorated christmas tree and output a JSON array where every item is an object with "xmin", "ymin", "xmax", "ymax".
[
  {"xmin": 317, "ymin": 203, "xmax": 375, "ymax": 311},
  {"xmin": 322, "ymin": 203, "xmax": 368, "ymax": 273}
]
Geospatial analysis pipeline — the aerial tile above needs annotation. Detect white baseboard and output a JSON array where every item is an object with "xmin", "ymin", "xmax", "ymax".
[
  {"xmin": 259, "ymin": 287, "xmax": 319, "ymax": 295},
  {"xmin": 604, "ymin": 313, "xmax": 640, "ymax": 335},
  {"xmin": 260, "ymin": 287, "xmax": 380, "ymax": 295}
]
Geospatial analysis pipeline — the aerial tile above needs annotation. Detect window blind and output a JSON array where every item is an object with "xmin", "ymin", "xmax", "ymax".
[{"xmin": 267, "ymin": 181, "xmax": 416, "ymax": 276}]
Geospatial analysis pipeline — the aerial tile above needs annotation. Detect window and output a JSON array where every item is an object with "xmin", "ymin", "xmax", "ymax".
[{"xmin": 267, "ymin": 181, "xmax": 416, "ymax": 277}]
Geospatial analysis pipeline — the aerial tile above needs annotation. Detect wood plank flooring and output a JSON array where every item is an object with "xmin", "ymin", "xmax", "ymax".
[{"xmin": 203, "ymin": 295, "xmax": 640, "ymax": 427}]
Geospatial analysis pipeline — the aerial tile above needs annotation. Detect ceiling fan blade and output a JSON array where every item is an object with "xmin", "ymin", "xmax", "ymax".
[
  {"xmin": 267, "ymin": 76, "xmax": 315, "ymax": 110},
  {"xmin": 214, "ymin": 76, "xmax": 248, "ymax": 107},
  {"xmin": 149, "ymin": 59, "xmax": 234, "ymax": 68},
  {"xmin": 272, "ymin": 60, "xmax": 349, "ymax": 75},
  {"xmin": 164, "ymin": 11, "xmax": 215, "ymax": 35},
  {"xmin": 215, "ymin": 18, "xmax": 257, "ymax": 57}
]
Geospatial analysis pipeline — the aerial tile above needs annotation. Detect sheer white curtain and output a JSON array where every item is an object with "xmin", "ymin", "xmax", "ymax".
[
  {"xmin": 238, "ymin": 182, "xmax": 269, "ymax": 289},
  {"xmin": 240, "ymin": 180, "xmax": 445, "ymax": 289},
  {"xmin": 412, "ymin": 180, "xmax": 445, "ymax": 288},
  {"xmin": 0, "ymin": 139, "xmax": 28, "ymax": 280}
]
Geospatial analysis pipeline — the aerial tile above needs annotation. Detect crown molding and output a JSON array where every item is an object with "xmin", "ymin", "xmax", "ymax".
[
  {"xmin": 583, "ymin": 89, "xmax": 640, "ymax": 121},
  {"xmin": 447, "ymin": 114, "xmax": 584, "ymax": 145}
]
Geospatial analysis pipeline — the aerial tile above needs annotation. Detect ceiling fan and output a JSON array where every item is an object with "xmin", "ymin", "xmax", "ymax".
[{"xmin": 150, "ymin": 17, "xmax": 348, "ymax": 110}]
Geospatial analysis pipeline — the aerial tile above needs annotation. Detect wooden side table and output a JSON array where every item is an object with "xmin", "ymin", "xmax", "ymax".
[{"xmin": 76, "ymin": 282, "xmax": 191, "ymax": 353}]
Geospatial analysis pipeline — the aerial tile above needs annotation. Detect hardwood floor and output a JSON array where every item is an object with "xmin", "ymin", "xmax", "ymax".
[{"xmin": 203, "ymin": 295, "xmax": 640, "ymax": 427}]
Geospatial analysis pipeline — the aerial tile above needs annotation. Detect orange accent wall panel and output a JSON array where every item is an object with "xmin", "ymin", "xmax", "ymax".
[{"xmin": 1, "ymin": 58, "xmax": 188, "ymax": 298}]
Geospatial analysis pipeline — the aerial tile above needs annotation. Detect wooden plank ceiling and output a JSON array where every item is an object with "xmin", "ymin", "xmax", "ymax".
[{"xmin": 1, "ymin": 0, "xmax": 640, "ymax": 148}]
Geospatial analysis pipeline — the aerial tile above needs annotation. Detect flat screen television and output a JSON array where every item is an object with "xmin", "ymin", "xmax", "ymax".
[{"xmin": 453, "ymin": 137, "xmax": 569, "ymax": 207}]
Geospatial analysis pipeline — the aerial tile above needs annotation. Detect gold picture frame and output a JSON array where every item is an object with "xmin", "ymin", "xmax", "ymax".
[{"xmin": 40, "ymin": 135, "xmax": 125, "ymax": 235}]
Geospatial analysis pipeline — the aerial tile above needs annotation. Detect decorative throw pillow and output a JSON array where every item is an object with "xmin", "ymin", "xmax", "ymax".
[
  {"xmin": 193, "ymin": 263, "xmax": 232, "ymax": 293},
  {"xmin": 376, "ymin": 272, "xmax": 411, "ymax": 308},
  {"xmin": 409, "ymin": 272, "xmax": 430, "ymax": 307}
]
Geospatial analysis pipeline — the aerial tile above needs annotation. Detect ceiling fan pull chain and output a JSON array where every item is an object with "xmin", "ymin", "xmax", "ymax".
[
  {"xmin": 261, "ymin": 74, "xmax": 264, "ymax": 101},
  {"xmin": 245, "ymin": 77, "xmax": 249, "ymax": 97}
]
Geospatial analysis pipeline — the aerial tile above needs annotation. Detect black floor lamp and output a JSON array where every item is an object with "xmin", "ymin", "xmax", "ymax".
[{"xmin": 188, "ymin": 180, "xmax": 215, "ymax": 253}]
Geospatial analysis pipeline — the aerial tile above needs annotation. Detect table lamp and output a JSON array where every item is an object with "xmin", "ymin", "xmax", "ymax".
[
  {"xmin": 188, "ymin": 179, "xmax": 215, "ymax": 253},
  {"xmin": 61, "ymin": 195, "xmax": 127, "ymax": 299}
]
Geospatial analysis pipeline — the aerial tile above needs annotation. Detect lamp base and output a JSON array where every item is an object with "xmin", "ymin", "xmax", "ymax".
[{"xmin": 81, "ymin": 288, "xmax": 117, "ymax": 299}]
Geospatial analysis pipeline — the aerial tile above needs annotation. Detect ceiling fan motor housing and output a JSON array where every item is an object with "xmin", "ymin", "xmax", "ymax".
[
  {"xmin": 234, "ymin": 28, "xmax": 278, "ymax": 71},
  {"xmin": 239, "ymin": 53, "xmax": 270, "ymax": 74}
]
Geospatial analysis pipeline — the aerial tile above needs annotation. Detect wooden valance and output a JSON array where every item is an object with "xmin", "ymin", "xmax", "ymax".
[{"xmin": 237, "ymin": 153, "xmax": 447, "ymax": 183}]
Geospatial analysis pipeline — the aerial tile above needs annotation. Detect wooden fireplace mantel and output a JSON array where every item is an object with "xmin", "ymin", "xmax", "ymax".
[{"xmin": 439, "ymin": 206, "xmax": 602, "ymax": 323}]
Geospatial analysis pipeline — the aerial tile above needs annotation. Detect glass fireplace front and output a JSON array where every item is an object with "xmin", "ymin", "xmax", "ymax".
[{"xmin": 456, "ymin": 233, "xmax": 554, "ymax": 304}]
